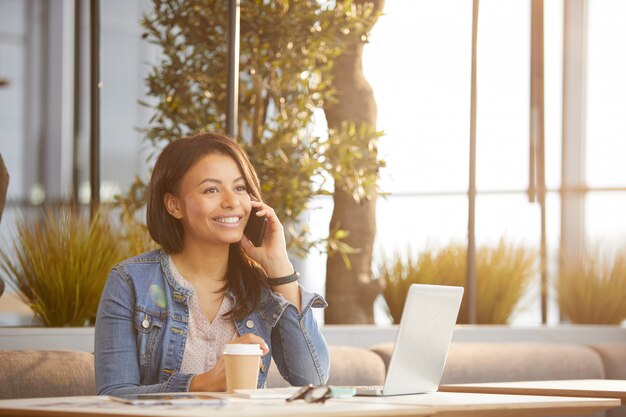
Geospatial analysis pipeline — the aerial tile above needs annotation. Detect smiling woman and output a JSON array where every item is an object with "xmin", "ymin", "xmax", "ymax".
[
  {"xmin": 94, "ymin": 132, "xmax": 329, "ymax": 396},
  {"xmin": 146, "ymin": 135, "xmax": 261, "ymax": 255},
  {"xmin": 164, "ymin": 154, "xmax": 253, "ymax": 249}
]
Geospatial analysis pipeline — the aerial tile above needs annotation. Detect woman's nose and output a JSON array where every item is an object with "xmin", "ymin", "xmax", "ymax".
[{"xmin": 221, "ymin": 191, "xmax": 241, "ymax": 209}]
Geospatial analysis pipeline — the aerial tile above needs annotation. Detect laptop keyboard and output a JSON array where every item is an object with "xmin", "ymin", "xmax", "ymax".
[{"xmin": 339, "ymin": 385, "xmax": 384, "ymax": 396}]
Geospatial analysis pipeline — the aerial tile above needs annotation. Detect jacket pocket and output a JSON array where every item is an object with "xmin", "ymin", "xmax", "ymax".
[{"xmin": 134, "ymin": 310, "xmax": 164, "ymax": 383}]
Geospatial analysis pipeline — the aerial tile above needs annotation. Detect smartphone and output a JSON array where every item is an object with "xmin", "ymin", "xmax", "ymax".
[{"xmin": 244, "ymin": 207, "xmax": 267, "ymax": 247}]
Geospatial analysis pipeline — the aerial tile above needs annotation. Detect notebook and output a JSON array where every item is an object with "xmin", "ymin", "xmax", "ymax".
[{"xmin": 355, "ymin": 283, "xmax": 463, "ymax": 396}]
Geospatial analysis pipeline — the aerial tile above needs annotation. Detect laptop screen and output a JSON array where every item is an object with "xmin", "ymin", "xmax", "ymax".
[{"xmin": 383, "ymin": 284, "xmax": 463, "ymax": 396}]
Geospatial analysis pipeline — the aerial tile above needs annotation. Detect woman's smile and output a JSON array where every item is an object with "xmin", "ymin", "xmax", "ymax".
[{"xmin": 211, "ymin": 215, "xmax": 243, "ymax": 226}]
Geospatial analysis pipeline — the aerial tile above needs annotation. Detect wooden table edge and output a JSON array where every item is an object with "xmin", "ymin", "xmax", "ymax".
[{"xmin": 439, "ymin": 384, "xmax": 626, "ymax": 403}]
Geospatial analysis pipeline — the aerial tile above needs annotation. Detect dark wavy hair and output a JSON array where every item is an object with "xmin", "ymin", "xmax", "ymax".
[{"xmin": 147, "ymin": 132, "xmax": 267, "ymax": 319}]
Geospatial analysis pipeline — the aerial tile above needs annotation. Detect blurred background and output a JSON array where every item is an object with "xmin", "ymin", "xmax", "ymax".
[{"xmin": 0, "ymin": 0, "xmax": 624, "ymax": 327}]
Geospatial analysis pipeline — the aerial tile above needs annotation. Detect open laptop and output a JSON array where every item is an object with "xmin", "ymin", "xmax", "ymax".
[{"xmin": 356, "ymin": 283, "xmax": 464, "ymax": 396}]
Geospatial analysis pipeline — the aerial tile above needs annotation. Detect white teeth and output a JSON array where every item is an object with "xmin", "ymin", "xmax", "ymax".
[{"xmin": 214, "ymin": 217, "xmax": 239, "ymax": 224}]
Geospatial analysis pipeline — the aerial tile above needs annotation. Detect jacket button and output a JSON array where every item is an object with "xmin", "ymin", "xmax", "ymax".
[
  {"xmin": 245, "ymin": 320, "xmax": 254, "ymax": 329},
  {"xmin": 142, "ymin": 319, "xmax": 149, "ymax": 329}
]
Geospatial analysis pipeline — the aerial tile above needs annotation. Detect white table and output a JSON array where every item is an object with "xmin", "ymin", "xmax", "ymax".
[
  {"xmin": 335, "ymin": 391, "xmax": 620, "ymax": 417},
  {"xmin": 0, "ymin": 391, "xmax": 619, "ymax": 417}
]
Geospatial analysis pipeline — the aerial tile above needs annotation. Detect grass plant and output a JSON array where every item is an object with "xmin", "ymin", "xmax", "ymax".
[
  {"xmin": 558, "ymin": 250, "xmax": 626, "ymax": 324},
  {"xmin": 0, "ymin": 208, "xmax": 126, "ymax": 326},
  {"xmin": 119, "ymin": 211, "xmax": 159, "ymax": 257},
  {"xmin": 380, "ymin": 240, "xmax": 536, "ymax": 324},
  {"xmin": 380, "ymin": 245, "xmax": 465, "ymax": 324},
  {"xmin": 475, "ymin": 242, "xmax": 536, "ymax": 324}
]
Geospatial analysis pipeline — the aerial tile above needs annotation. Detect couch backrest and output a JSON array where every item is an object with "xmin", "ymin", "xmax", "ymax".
[
  {"xmin": 370, "ymin": 342, "xmax": 606, "ymax": 385},
  {"xmin": 0, "ymin": 350, "xmax": 96, "ymax": 399},
  {"xmin": 441, "ymin": 343, "xmax": 606, "ymax": 384},
  {"xmin": 266, "ymin": 346, "xmax": 386, "ymax": 388},
  {"xmin": 589, "ymin": 344, "xmax": 626, "ymax": 380},
  {"xmin": 1, "ymin": 347, "xmax": 384, "ymax": 397}
]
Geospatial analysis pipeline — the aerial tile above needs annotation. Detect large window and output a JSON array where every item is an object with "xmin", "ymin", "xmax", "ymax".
[{"xmin": 358, "ymin": 0, "xmax": 624, "ymax": 325}]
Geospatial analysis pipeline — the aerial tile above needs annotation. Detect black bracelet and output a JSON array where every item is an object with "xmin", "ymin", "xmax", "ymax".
[{"xmin": 267, "ymin": 271, "xmax": 300, "ymax": 286}]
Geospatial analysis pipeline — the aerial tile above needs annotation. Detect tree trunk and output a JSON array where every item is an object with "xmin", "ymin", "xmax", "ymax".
[
  {"xmin": 324, "ymin": 187, "xmax": 381, "ymax": 323},
  {"xmin": 323, "ymin": 0, "xmax": 385, "ymax": 324}
]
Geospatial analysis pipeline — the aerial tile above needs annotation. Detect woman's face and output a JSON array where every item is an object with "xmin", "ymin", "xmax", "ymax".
[{"xmin": 165, "ymin": 153, "xmax": 252, "ymax": 248}]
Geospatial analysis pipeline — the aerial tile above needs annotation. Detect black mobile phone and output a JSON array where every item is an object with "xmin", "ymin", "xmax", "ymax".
[{"xmin": 244, "ymin": 207, "xmax": 268, "ymax": 247}]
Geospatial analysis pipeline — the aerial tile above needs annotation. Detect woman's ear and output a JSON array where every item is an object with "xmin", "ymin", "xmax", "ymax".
[{"xmin": 164, "ymin": 193, "xmax": 183, "ymax": 219}]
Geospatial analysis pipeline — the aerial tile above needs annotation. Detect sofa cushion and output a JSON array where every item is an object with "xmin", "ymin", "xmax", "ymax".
[
  {"xmin": 589, "ymin": 344, "xmax": 626, "ymax": 380},
  {"xmin": 0, "ymin": 350, "xmax": 96, "ymax": 399},
  {"xmin": 266, "ymin": 346, "xmax": 385, "ymax": 388},
  {"xmin": 370, "ymin": 342, "xmax": 606, "ymax": 384}
]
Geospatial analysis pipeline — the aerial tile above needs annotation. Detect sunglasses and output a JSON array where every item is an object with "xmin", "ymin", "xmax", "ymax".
[
  {"xmin": 286, "ymin": 384, "xmax": 333, "ymax": 404},
  {"xmin": 286, "ymin": 385, "xmax": 356, "ymax": 404}
]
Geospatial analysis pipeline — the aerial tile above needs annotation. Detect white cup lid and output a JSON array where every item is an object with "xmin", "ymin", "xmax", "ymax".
[{"xmin": 223, "ymin": 343, "xmax": 263, "ymax": 355}]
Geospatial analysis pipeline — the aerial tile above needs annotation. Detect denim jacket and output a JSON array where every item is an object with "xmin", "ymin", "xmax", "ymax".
[{"xmin": 94, "ymin": 250, "xmax": 330, "ymax": 395}]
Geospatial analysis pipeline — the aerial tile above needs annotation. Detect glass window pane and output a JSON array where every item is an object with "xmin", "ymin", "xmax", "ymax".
[
  {"xmin": 475, "ymin": 0, "xmax": 530, "ymax": 191},
  {"xmin": 586, "ymin": 192, "xmax": 626, "ymax": 249},
  {"xmin": 475, "ymin": 193, "xmax": 561, "ymax": 325},
  {"xmin": 545, "ymin": 0, "xmax": 563, "ymax": 190},
  {"xmin": 364, "ymin": 1, "xmax": 472, "ymax": 194},
  {"xmin": 545, "ymin": 192, "xmax": 562, "ymax": 325},
  {"xmin": 586, "ymin": 0, "xmax": 626, "ymax": 187},
  {"xmin": 96, "ymin": 2, "xmax": 154, "ymax": 203},
  {"xmin": 303, "ymin": 195, "xmax": 469, "ymax": 325},
  {"xmin": 375, "ymin": 195, "xmax": 468, "ymax": 257},
  {"xmin": 475, "ymin": 194, "xmax": 541, "ymax": 246}
]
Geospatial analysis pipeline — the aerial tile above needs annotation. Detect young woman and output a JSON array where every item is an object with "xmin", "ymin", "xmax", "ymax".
[{"xmin": 95, "ymin": 133, "xmax": 329, "ymax": 395}]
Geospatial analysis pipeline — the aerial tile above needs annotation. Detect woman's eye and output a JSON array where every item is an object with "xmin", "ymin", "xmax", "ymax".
[
  {"xmin": 203, "ymin": 187, "xmax": 218, "ymax": 194},
  {"xmin": 235, "ymin": 185, "xmax": 248, "ymax": 192}
]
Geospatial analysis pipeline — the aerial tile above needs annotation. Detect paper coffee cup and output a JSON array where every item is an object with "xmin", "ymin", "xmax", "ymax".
[{"xmin": 223, "ymin": 344, "xmax": 263, "ymax": 393}]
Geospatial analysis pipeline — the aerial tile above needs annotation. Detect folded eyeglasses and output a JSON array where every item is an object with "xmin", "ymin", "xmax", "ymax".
[
  {"xmin": 287, "ymin": 385, "xmax": 332, "ymax": 404},
  {"xmin": 286, "ymin": 385, "xmax": 355, "ymax": 404}
]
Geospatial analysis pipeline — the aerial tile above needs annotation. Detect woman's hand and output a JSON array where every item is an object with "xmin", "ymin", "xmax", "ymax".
[
  {"xmin": 189, "ymin": 358, "xmax": 226, "ymax": 392},
  {"xmin": 241, "ymin": 199, "xmax": 301, "ymax": 312},
  {"xmin": 241, "ymin": 200, "xmax": 293, "ymax": 279},
  {"xmin": 229, "ymin": 333, "xmax": 270, "ymax": 355},
  {"xmin": 188, "ymin": 334, "xmax": 269, "ymax": 392}
]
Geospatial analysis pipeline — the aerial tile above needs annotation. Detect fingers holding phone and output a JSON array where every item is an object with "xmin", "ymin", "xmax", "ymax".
[
  {"xmin": 244, "ymin": 206, "xmax": 268, "ymax": 247},
  {"xmin": 241, "ymin": 200, "xmax": 292, "ymax": 278}
]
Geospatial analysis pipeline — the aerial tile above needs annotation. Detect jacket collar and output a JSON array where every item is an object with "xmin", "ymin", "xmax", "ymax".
[{"xmin": 158, "ymin": 250, "xmax": 195, "ymax": 302}]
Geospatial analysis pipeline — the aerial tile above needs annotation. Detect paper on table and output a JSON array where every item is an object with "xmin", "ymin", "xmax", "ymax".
[
  {"xmin": 109, "ymin": 393, "xmax": 227, "ymax": 406},
  {"xmin": 234, "ymin": 387, "xmax": 301, "ymax": 399}
]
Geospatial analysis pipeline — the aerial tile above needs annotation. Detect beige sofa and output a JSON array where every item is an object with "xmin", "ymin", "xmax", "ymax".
[
  {"xmin": 0, "ymin": 347, "xmax": 385, "ymax": 400},
  {"xmin": 371, "ymin": 343, "xmax": 608, "ymax": 383},
  {"xmin": 1, "ymin": 343, "xmax": 624, "ymax": 416},
  {"xmin": 0, "ymin": 350, "xmax": 96, "ymax": 399}
]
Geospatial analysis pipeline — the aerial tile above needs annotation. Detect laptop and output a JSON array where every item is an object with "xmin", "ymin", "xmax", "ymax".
[{"xmin": 356, "ymin": 283, "xmax": 463, "ymax": 396}]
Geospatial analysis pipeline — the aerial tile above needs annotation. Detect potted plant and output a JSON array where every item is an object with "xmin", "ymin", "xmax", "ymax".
[
  {"xmin": 0, "ymin": 207, "xmax": 128, "ymax": 326},
  {"xmin": 379, "ymin": 240, "xmax": 536, "ymax": 324},
  {"xmin": 558, "ymin": 249, "xmax": 626, "ymax": 324}
]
